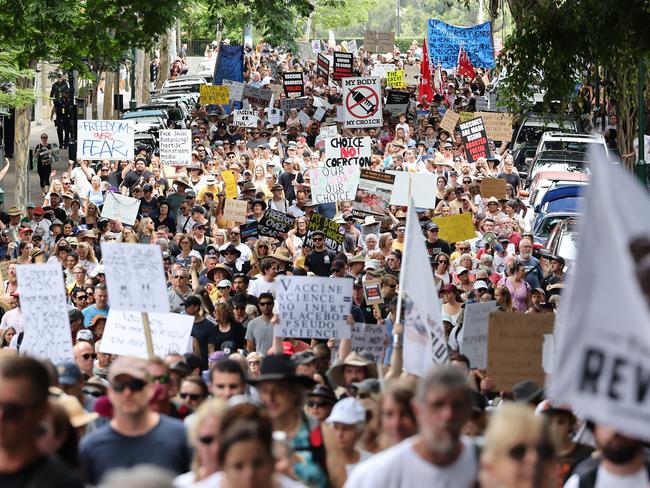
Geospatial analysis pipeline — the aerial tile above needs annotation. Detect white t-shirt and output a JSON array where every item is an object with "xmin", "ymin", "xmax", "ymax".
[
  {"xmin": 0, "ymin": 308, "xmax": 24, "ymax": 333},
  {"xmin": 564, "ymin": 465, "xmax": 649, "ymax": 488},
  {"xmin": 187, "ymin": 471, "xmax": 306, "ymax": 488},
  {"xmin": 344, "ymin": 437, "xmax": 477, "ymax": 488},
  {"xmin": 247, "ymin": 277, "xmax": 277, "ymax": 298}
]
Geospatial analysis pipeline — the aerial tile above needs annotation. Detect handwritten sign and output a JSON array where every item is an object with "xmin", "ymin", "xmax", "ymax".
[
  {"xmin": 404, "ymin": 64, "xmax": 421, "ymax": 86},
  {"xmin": 17, "ymin": 262, "xmax": 73, "ymax": 364},
  {"xmin": 77, "ymin": 120, "xmax": 134, "ymax": 160},
  {"xmin": 101, "ymin": 243, "xmax": 169, "ymax": 313},
  {"xmin": 459, "ymin": 112, "xmax": 513, "ymax": 141},
  {"xmin": 223, "ymin": 79, "xmax": 244, "ymax": 102},
  {"xmin": 101, "ymin": 192, "xmax": 141, "ymax": 226},
  {"xmin": 267, "ymin": 108, "xmax": 285, "ymax": 125},
  {"xmin": 427, "ymin": 19, "xmax": 495, "ymax": 69},
  {"xmin": 487, "ymin": 312, "xmax": 555, "ymax": 391},
  {"xmin": 221, "ymin": 170, "xmax": 238, "ymax": 199},
  {"xmin": 386, "ymin": 70, "xmax": 406, "ymax": 88},
  {"xmin": 363, "ymin": 280, "xmax": 383, "ymax": 306},
  {"xmin": 439, "ymin": 110, "xmax": 460, "ymax": 134},
  {"xmin": 457, "ymin": 300, "xmax": 497, "ymax": 369},
  {"xmin": 346, "ymin": 322, "xmax": 386, "ymax": 363},
  {"xmin": 324, "ymin": 137, "xmax": 371, "ymax": 168},
  {"xmin": 280, "ymin": 97, "xmax": 310, "ymax": 112},
  {"xmin": 364, "ymin": 31, "xmax": 395, "ymax": 53},
  {"xmin": 480, "ymin": 178, "xmax": 508, "ymax": 200},
  {"xmin": 319, "ymin": 125, "xmax": 338, "ymax": 139},
  {"xmin": 100, "ymin": 311, "xmax": 193, "ymax": 360},
  {"xmin": 234, "ymin": 109, "xmax": 258, "ymax": 128},
  {"xmin": 223, "ymin": 199, "xmax": 248, "ymax": 223},
  {"xmin": 258, "ymin": 209, "xmax": 295, "ymax": 239},
  {"xmin": 459, "ymin": 117, "xmax": 490, "ymax": 163},
  {"xmin": 371, "ymin": 63, "xmax": 396, "ymax": 78},
  {"xmin": 276, "ymin": 276, "xmax": 352, "ymax": 339},
  {"xmin": 305, "ymin": 213, "xmax": 344, "ymax": 253},
  {"xmin": 200, "ymin": 85, "xmax": 229, "ymax": 105},
  {"xmin": 159, "ymin": 129, "xmax": 192, "ymax": 166},
  {"xmin": 309, "ymin": 165, "xmax": 361, "ymax": 204},
  {"xmin": 242, "ymin": 85, "xmax": 273, "ymax": 107},
  {"xmin": 431, "ymin": 213, "xmax": 475, "ymax": 243}
]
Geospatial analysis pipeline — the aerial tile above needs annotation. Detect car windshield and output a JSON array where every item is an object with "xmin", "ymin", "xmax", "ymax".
[
  {"xmin": 533, "ymin": 161, "xmax": 590, "ymax": 175},
  {"xmin": 557, "ymin": 231, "xmax": 578, "ymax": 261},
  {"xmin": 538, "ymin": 216, "xmax": 569, "ymax": 237},
  {"xmin": 541, "ymin": 141, "xmax": 607, "ymax": 156},
  {"xmin": 517, "ymin": 122, "xmax": 577, "ymax": 143}
]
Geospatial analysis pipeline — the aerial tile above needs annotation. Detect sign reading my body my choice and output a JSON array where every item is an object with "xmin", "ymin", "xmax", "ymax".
[{"xmin": 77, "ymin": 120, "xmax": 134, "ymax": 160}]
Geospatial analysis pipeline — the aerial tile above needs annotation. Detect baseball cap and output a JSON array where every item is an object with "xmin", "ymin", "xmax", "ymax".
[
  {"xmin": 181, "ymin": 295, "xmax": 202, "ymax": 307},
  {"xmin": 473, "ymin": 280, "xmax": 489, "ymax": 291},
  {"xmin": 33, "ymin": 206, "xmax": 44, "ymax": 215},
  {"xmin": 427, "ymin": 222, "xmax": 439, "ymax": 231},
  {"xmin": 217, "ymin": 279, "xmax": 232, "ymax": 288},
  {"xmin": 108, "ymin": 356, "xmax": 149, "ymax": 382},
  {"xmin": 76, "ymin": 329, "xmax": 94, "ymax": 342},
  {"xmin": 326, "ymin": 397, "xmax": 367, "ymax": 425},
  {"xmin": 57, "ymin": 362, "xmax": 82, "ymax": 385},
  {"xmin": 26, "ymin": 202, "xmax": 36, "ymax": 209}
]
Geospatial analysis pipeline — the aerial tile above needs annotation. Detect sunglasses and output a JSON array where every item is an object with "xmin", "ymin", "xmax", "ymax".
[
  {"xmin": 307, "ymin": 400, "xmax": 331, "ymax": 408},
  {"xmin": 83, "ymin": 388, "xmax": 103, "ymax": 398},
  {"xmin": 80, "ymin": 353, "xmax": 97, "ymax": 360},
  {"xmin": 312, "ymin": 237, "xmax": 323, "ymax": 242},
  {"xmin": 437, "ymin": 260, "xmax": 449, "ymax": 264},
  {"xmin": 230, "ymin": 232, "xmax": 240, "ymax": 236},
  {"xmin": 152, "ymin": 374, "xmax": 169, "ymax": 384},
  {"xmin": 458, "ymin": 247, "xmax": 470, "ymax": 251},
  {"xmin": 259, "ymin": 301, "xmax": 274, "ymax": 306},
  {"xmin": 198, "ymin": 435, "xmax": 218, "ymax": 445},
  {"xmin": 386, "ymin": 284, "xmax": 397, "ymax": 288},
  {"xmin": 508, "ymin": 442, "xmax": 554, "ymax": 461},
  {"xmin": 76, "ymin": 294, "xmax": 88, "ymax": 300},
  {"xmin": 179, "ymin": 392, "xmax": 203, "ymax": 401},
  {"xmin": 112, "ymin": 379, "xmax": 146, "ymax": 393}
]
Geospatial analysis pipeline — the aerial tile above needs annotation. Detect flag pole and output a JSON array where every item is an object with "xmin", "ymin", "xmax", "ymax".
[{"xmin": 394, "ymin": 177, "xmax": 412, "ymax": 326}]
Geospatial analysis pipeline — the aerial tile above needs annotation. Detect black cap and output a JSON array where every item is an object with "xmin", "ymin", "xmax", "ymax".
[
  {"xmin": 551, "ymin": 255, "xmax": 565, "ymax": 266},
  {"xmin": 310, "ymin": 230, "xmax": 325, "ymax": 238},
  {"xmin": 181, "ymin": 295, "xmax": 202, "ymax": 308},
  {"xmin": 427, "ymin": 222, "xmax": 439, "ymax": 231}
]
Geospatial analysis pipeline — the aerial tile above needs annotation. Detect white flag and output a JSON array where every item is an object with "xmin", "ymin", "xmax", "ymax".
[
  {"xmin": 551, "ymin": 150, "xmax": 650, "ymax": 441},
  {"xmin": 400, "ymin": 198, "xmax": 448, "ymax": 376}
]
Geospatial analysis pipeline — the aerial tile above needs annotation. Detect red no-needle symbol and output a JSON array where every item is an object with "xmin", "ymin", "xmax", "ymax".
[{"xmin": 345, "ymin": 86, "xmax": 379, "ymax": 119}]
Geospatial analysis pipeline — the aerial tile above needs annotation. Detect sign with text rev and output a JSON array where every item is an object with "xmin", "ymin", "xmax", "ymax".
[
  {"xmin": 342, "ymin": 77, "xmax": 382, "ymax": 129},
  {"xmin": 77, "ymin": 120, "xmax": 134, "ymax": 160},
  {"xmin": 324, "ymin": 137, "xmax": 372, "ymax": 168}
]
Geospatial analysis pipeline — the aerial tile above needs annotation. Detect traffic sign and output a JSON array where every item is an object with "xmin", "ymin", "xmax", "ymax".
[{"xmin": 342, "ymin": 77, "xmax": 383, "ymax": 129}]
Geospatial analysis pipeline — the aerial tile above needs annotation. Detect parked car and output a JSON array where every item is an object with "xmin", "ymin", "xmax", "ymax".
[
  {"xmin": 161, "ymin": 75, "xmax": 207, "ymax": 95},
  {"xmin": 527, "ymin": 170, "xmax": 590, "ymax": 211},
  {"xmin": 121, "ymin": 108, "xmax": 168, "ymax": 139},
  {"xmin": 532, "ymin": 211, "xmax": 579, "ymax": 246},
  {"xmin": 535, "ymin": 132, "xmax": 609, "ymax": 158},
  {"xmin": 511, "ymin": 113, "xmax": 580, "ymax": 169},
  {"xmin": 544, "ymin": 217, "xmax": 580, "ymax": 270},
  {"xmin": 525, "ymin": 150, "xmax": 590, "ymax": 187}
]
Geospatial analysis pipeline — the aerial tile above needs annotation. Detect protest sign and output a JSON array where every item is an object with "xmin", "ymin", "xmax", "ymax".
[
  {"xmin": 297, "ymin": 111, "xmax": 311, "ymax": 128},
  {"xmin": 101, "ymin": 192, "xmax": 141, "ymax": 226},
  {"xmin": 370, "ymin": 63, "xmax": 396, "ymax": 78},
  {"xmin": 347, "ymin": 39, "xmax": 358, "ymax": 53},
  {"xmin": 459, "ymin": 117, "xmax": 490, "ymax": 163},
  {"xmin": 364, "ymin": 31, "xmax": 395, "ymax": 53},
  {"xmin": 223, "ymin": 199, "xmax": 248, "ymax": 223},
  {"xmin": 305, "ymin": 213, "xmax": 344, "ymax": 252},
  {"xmin": 297, "ymin": 42, "xmax": 315, "ymax": 61},
  {"xmin": 258, "ymin": 209, "xmax": 295, "ymax": 239},
  {"xmin": 477, "ymin": 112, "xmax": 513, "ymax": 141},
  {"xmin": 214, "ymin": 43, "xmax": 244, "ymax": 84},
  {"xmin": 333, "ymin": 52, "xmax": 354, "ymax": 81},
  {"xmin": 200, "ymin": 85, "xmax": 229, "ymax": 105},
  {"xmin": 268, "ymin": 83, "xmax": 283, "ymax": 100},
  {"xmin": 267, "ymin": 108, "xmax": 285, "ymax": 125},
  {"xmin": 427, "ymin": 19, "xmax": 495, "ymax": 69},
  {"xmin": 77, "ymin": 120, "xmax": 134, "ymax": 160},
  {"xmin": 353, "ymin": 169, "xmax": 395, "ymax": 217},
  {"xmin": 475, "ymin": 96, "xmax": 488, "ymax": 111},
  {"xmin": 311, "ymin": 39, "xmax": 322, "ymax": 53},
  {"xmin": 223, "ymin": 79, "xmax": 244, "ymax": 102},
  {"xmin": 342, "ymin": 77, "xmax": 383, "ymax": 129},
  {"xmin": 346, "ymin": 322, "xmax": 386, "ymax": 363},
  {"xmin": 221, "ymin": 170, "xmax": 238, "ymax": 199},
  {"xmin": 276, "ymin": 276, "xmax": 353, "ymax": 339},
  {"xmin": 313, "ymin": 107, "xmax": 326, "ymax": 121},
  {"xmin": 457, "ymin": 301, "xmax": 497, "ymax": 369},
  {"xmin": 17, "ymin": 262, "xmax": 73, "ymax": 364},
  {"xmin": 458, "ymin": 111, "xmax": 475, "ymax": 123},
  {"xmin": 386, "ymin": 70, "xmax": 406, "ymax": 88},
  {"xmin": 159, "ymin": 129, "xmax": 192, "ymax": 166},
  {"xmin": 439, "ymin": 110, "xmax": 460, "ymax": 134},
  {"xmin": 233, "ymin": 109, "xmax": 258, "ymax": 128},
  {"xmin": 319, "ymin": 125, "xmax": 338, "ymax": 139},
  {"xmin": 240, "ymin": 221, "xmax": 259, "ymax": 241},
  {"xmin": 385, "ymin": 90, "xmax": 410, "ymax": 116},
  {"xmin": 389, "ymin": 172, "xmax": 437, "ymax": 208},
  {"xmin": 404, "ymin": 64, "xmax": 421, "ymax": 86},
  {"xmin": 316, "ymin": 53, "xmax": 330, "ymax": 83},
  {"xmin": 309, "ymin": 165, "xmax": 361, "ymax": 204},
  {"xmin": 431, "ymin": 213, "xmax": 475, "ymax": 243},
  {"xmin": 324, "ymin": 137, "xmax": 372, "ymax": 168},
  {"xmin": 488, "ymin": 312, "xmax": 555, "ymax": 391},
  {"xmin": 101, "ymin": 242, "xmax": 169, "ymax": 313},
  {"xmin": 242, "ymin": 85, "xmax": 273, "ymax": 106},
  {"xmin": 282, "ymin": 71, "xmax": 305, "ymax": 98},
  {"xmin": 280, "ymin": 97, "xmax": 310, "ymax": 112},
  {"xmin": 363, "ymin": 279, "xmax": 383, "ymax": 306},
  {"xmin": 100, "ymin": 311, "xmax": 193, "ymax": 360},
  {"xmin": 480, "ymin": 178, "xmax": 508, "ymax": 200}
]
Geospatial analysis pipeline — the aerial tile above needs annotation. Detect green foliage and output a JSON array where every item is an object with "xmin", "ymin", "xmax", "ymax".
[
  {"xmin": 311, "ymin": 0, "xmax": 380, "ymax": 32},
  {"xmin": 0, "ymin": 52, "xmax": 35, "ymax": 109}
]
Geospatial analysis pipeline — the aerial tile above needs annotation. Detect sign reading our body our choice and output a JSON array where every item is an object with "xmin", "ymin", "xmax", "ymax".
[{"xmin": 77, "ymin": 120, "xmax": 134, "ymax": 160}]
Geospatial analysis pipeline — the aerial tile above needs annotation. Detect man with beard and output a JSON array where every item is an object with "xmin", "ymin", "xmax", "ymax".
[
  {"xmin": 564, "ymin": 425, "xmax": 649, "ymax": 487},
  {"xmin": 517, "ymin": 238, "xmax": 544, "ymax": 290},
  {"xmin": 346, "ymin": 366, "xmax": 478, "ymax": 487}
]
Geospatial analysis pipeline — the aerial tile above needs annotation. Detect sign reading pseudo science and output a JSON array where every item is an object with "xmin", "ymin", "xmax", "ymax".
[
  {"xmin": 324, "ymin": 137, "xmax": 372, "ymax": 168},
  {"xmin": 342, "ymin": 77, "xmax": 383, "ymax": 129},
  {"xmin": 276, "ymin": 276, "xmax": 353, "ymax": 339}
]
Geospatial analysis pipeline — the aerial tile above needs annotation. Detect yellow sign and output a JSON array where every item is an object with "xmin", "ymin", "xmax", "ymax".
[
  {"xmin": 386, "ymin": 70, "xmax": 406, "ymax": 88},
  {"xmin": 221, "ymin": 170, "xmax": 238, "ymax": 199},
  {"xmin": 431, "ymin": 213, "xmax": 475, "ymax": 243},
  {"xmin": 200, "ymin": 85, "xmax": 230, "ymax": 105}
]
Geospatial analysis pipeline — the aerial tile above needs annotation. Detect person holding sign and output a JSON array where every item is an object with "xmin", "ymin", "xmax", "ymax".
[{"xmin": 304, "ymin": 230, "xmax": 336, "ymax": 277}]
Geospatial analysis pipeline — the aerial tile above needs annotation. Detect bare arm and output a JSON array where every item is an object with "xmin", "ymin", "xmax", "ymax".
[
  {"xmin": 384, "ymin": 322, "xmax": 403, "ymax": 380},
  {"xmin": 0, "ymin": 158, "xmax": 10, "ymax": 182}
]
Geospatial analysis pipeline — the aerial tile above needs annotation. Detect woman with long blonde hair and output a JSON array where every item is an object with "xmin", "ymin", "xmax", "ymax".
[{"xmin": 76, "ymin": 242, "xmax": 98, "ymax": 274}]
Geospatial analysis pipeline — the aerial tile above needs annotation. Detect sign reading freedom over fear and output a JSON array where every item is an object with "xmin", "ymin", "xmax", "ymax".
[
  {"xmin": 459, "ymin": 117, "xmax": 490, "ymax": 164},
  {"xmin": 77, "ymin": 120, "xmax": 134, "ymax": 160},
  {"xmin": 324, "ymin": 137, "xmax": 372, "ymax": 167},
  {"xmin": 258, "ymin": 209, "xmax": 295, "ymax": 239},
  {"xmin": 342, "ymin": 77, "xmax": 383, "ymax": 129},
  {"xmin": 276, "ymin": 276, "xmax": 353, "ymax": 339}
]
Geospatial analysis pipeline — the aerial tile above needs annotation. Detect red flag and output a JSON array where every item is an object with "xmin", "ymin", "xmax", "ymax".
[
  {"xmin": 419, "ymin": 38, "xmax": 434, "ymax": 103},
  {"xmin": 457, "ymin": 46, "xmax": 476, "ymax": 79}
]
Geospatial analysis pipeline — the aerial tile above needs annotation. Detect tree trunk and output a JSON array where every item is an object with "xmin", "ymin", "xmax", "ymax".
[
  {"xmin": 157, "ymin": 31, "xmax": 171, "ymax": 90},
  {"xmin": 611, "ymin": 61, "xmax": 638, "ymax": 170},
  {"xmin": 14, "ymin": 75, "xmax": 33, "ymax": 208},
  {"xmin": 91, "ymin": 75, "xmax": 100, "ymax": 120},
  {"xmin": 102, "ymin": 71, "xmax": 114, "ymax": 119},
  {"xmin": 135, "ymin": 49, "xmax": 145, "ymax": 105},
  {"xmin": 141, "ymin": 52, "xmax": 151, "ymax": 105}
]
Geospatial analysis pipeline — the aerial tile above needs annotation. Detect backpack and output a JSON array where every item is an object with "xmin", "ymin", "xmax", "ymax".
[{"xmin": 572, "ymin": 456, "xmax": 650, "ymax": 488}]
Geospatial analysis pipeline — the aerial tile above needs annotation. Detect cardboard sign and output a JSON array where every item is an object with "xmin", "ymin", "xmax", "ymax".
[
  {"xmin": 439, "ymin": 110, "xmax": 460, "ymax": 134},
  {"xmin": 305, "ymin": 213, "xmax": 344, "ymax": 252},
  {"xmin": 353, "ymin": 169, "xmax": 395, "ymax": 217},
  {"xmin": 242, "ymin": 85, "xmax": 273, "ymax": 107},
  {"xmin": 77, "ymin": 120, "xmax": 134, "ymax": 160},
  {"xmin": 223, "ymin": 199, "xmax": 248, "ymax": 223},
  {"xmin": 310, "ymin": 165, "xmax": 361, "ymax": 204},
  {"xmin": 386, "ymin": 70, "xmax": 406, "ymax": 88},
  {"xmin": 371, "ymin": 63, "xmax": 396, "ymax": 78},
  {"xmin": 347, "ymin": 322, "xmax": 386, "ymax": 363},
  {"xmin": 200, "ymin": 85, "xmax": 229, "ymax": 105},
  {"xmin": 364, "ymin": 31, "xmax": 395, "ymax": 53},
  {"xmin": 100, "ymin": 311, "xmax": 193, "ymax": 360},
  {"xmin": 363, "ymin": 279, "xmax": 383, "ymax": 305},
  {"xmin": 323, "ymin": 137, "xmax": 372, "ymax": 168},
  {"xmin": 478, "ymin": 112, "xmax": 513, "ymax": 141},
  {"xmin": 404, "ymin": 64, "xmax": 421, "ymax": 86},
  {"xmin": 101, "ymin": 243, "xmax": 169, "ymax": 313},
  {"xmin": 431, "ymin": 213, "xmax": 476, "ymax": 243},
  {"xmin": 459, "ymin": 117, "xmax": 490, "ymax": 163},
  {"xmin": 159, "ymin": 129, "xmax": 192, "ymax": 166},
  {"xmin": 258, "ymin": 209, "xmax": 295, "ymax": 239},
  {"xmin": 385, "ymin": 90, "xmax": 410, "ymax": 116},
  {"xmin": 280, "ymin": 97, "xmax": 310, "ymax": 112},
  {"xmin": 487, "ymin": 312, "xmax": 555, "ymax": 391},
  {"xmin": 240, "ymin": 221, "xmax": 259, "ymax": 241},
  {"xmin": 221, "ymin": 170, "xmax": 238, "ymax": 199},
  {"xmin": 234, "ymin": 109, "xmax": 258, "ymax": 128},
  {"xmin": 342, "ymin": 76, "xmax": 383, "ymax": 129},
  {"xmin": 223, "ymin": 79, "xmax": 244, "ymax": 102},
  {"xmin": 389, "ymin": 171, "xmax": 437, "ymax": 208},
  {"xmin": 317, "ymin": 53, "xmax": 330, "ymax": 84},
  {"xmin": 101, "ymin": 192, "xmax": 141, "ymax": 226},
  {"xmin": 480, "ymin": 178, "xmax": 508, "ymax": 200},
  {"xmin": 457, "ymin": 300, "xmax": 497, "ymax": 369},
  {"xmin": 333, "ymin": 52, "xmax": 354, "ymax": 81},
  {"xmin": 17, "ymin": 262, "xmax": 73, "ymax": 364},
  {"xmin": 276, "ymin": 276, "xmax": 353, "ymax": 339},
  {"xmin": 282, "ymin": 71, "xmax": 304, "ymax": 98}
]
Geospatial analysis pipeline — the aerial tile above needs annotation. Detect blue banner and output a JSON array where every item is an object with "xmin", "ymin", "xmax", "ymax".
[
  {"xmin": 427, "ymin": 20, "xmax": 495, "ymax": 69},
  {"xmin": 213, "ymin": 43, "xmax": 244, "ymax": 85}
]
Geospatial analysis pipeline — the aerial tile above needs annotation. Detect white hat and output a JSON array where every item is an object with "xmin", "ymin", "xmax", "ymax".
[
  {"xmin": 473, "ymin": 280, "xmax": 488, "ymax": 290},
  {"xmin": 217, "ymin": 279, "xmax": 232, "ymax": 288},
  {"xmin": 364, "ymin": 259, "xmax": 381, "ymax": 271},
  {"xmin": 456, "ymin": 266, "xmax": 469, "ymax": 274},
  {"xmin": 188, "ymin": 250, "xmax": 202, "ymax": 260},
  {"xmin": 89, "ymin": 264, "xmax": 105, "ymax": 278},
  {"xmin": 326, "ymin": 397, "xmax": 366, "ymax": 425}
]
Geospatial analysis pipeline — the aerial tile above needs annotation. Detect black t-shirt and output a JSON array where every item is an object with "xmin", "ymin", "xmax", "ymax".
[
  {"xmin": 139, "ymin": 196, "xmax": 157, "ymax": 216},
  {"xmin": 191, "ymin": 318, "xmax": 218, "ymax": 369},
  {"xmin": 0, "ymin": 455, "xmax": 84, "ymax": 488},
  {"xmin": 122, "ymin": 170, "xmax": 153, "ymax": 190},
  {"xmin": 214, "ymin": 321, "xmax": 246, "ymax": 351},
  {"xmin": 278, "ymin": 171, "xmax": 296, "ymax": 203},
  {"xmin": 498, "ymin": 171, "xmax": 521, "ymax": 193},
  {"xmin": 425, "ymin": 238, "xmax": 452, "ymax": 259},
  {"xmin": 304, "ymin": 249, "xmax": 336, "ymax": 277}
]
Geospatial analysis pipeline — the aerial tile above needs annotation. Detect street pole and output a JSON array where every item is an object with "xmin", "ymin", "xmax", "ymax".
[
  {"xmin": 636, "ymin": 59, "xmax": 647, "ymax": 186},
  {"xmin": 396, "ymin": 0, "xmax": 401, "ymax": 37},
  {"xmin": 130, "ymin": 48, "xmax": 137, "ymax": 110}
]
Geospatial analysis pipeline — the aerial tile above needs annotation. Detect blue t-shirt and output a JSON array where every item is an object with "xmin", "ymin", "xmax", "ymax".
[
  {"xmin": 82, "ymin": 304, "xmax": 110, "ymax": 327},
  {"xmin": 79, "ymin": 414, "xmax": 191, "ymax": 485}
]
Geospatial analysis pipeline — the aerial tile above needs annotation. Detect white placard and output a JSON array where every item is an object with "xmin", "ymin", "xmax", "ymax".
[
  {"xmin": 371, "ymin": 63, "xmax": 396, "ymax": 78},
  {"xmin": 223, "ymin": 199, "xmax": 248, "ymax": 223},
  {"xmin": 267, "ymin": 108, "xmax": 285, "ymax": 125},
  {"xmin": 313, "ymin": 97, "xmax": 331, "ymax": 110},
  {"xmin": 276, "ymin": 276, "xmax": 353, "ymax": 339},
  {"xmin": 77, "ymin": 120, "xmax": 134, "ymax": 160},
  {"xmin": 16, "ymin": 262, "xmax": 73, "ymax": 364},
  {"xmin": 297, "ymin": 110, "xmax": 311, "ymax": 128},
  {"xmin": 101, "ymin": 243, "xmax": 169, "ymax": 313},
  {"xmin": 342, "ymin": 77, "xmax": 383, "ymax": 129},
  {"xmin": 348, "ymin": 322, "xmax": 385, "ymax": 363},
  {"xmin": 223, "ymin": 79, "xmax": 245, "ymax": 102},
  {"xmin": 323, "ymin": 137, "xmax": 371, "ymax": 168},
  {"xmin": 100, "ymin": 310, "xmax": 193, "ymax": 360},
  {"xmin": 101, "ymin": 192, "xmax": 140, "ymax": 226},
  {"xmin": 319, "ymin": 125, "xmax": 338, "ymax": 139},
  {"xmin": 458, "ymin": 301, "xmax": 497, "ymax": 369},
  {"xmin": 389, "ymin": 172, "xmax": 437, "ymax": 209},
  {"xmin": 234, "ymin": 109, "xmax": 258, "ymax": 128},
  {"xmin": 309, "ymin": 165, "xmax": 361, "ymax": 204},
  {"xmin": 313, "ymin": 107, "xmax": 326, "ymax": 121},
  {"xmin": 404, "ymin": 64, "xmax": 421, "ymax": 86},
  {"xmin": 159, "ymin": 129, "xmax": 192, "ymax": 166},
  {"xmin": 311, "ymin": 39, "xmax": 322, "ymax": 53}
]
